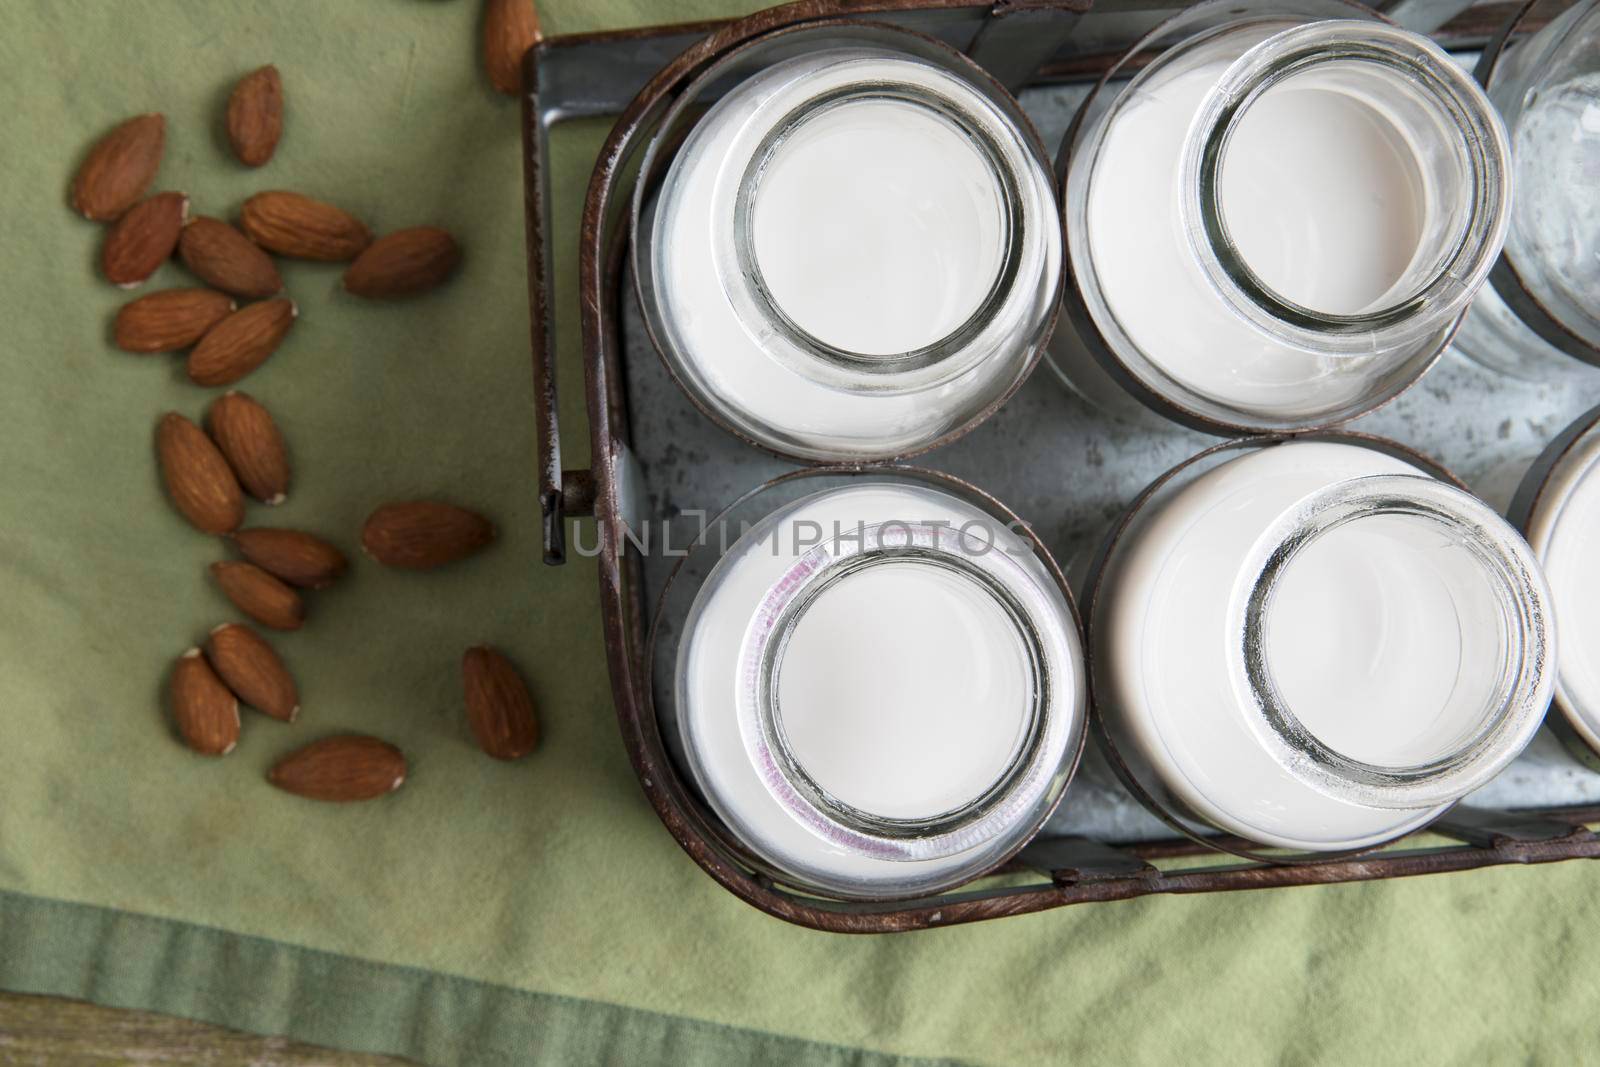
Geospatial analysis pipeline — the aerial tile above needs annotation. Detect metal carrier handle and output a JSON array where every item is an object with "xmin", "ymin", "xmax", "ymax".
[{"xmin": 519, "ymin": 13, "xmax": 595, "ymax": 566}]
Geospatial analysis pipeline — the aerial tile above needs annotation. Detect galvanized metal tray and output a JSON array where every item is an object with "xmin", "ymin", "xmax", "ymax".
[{"xmin": 520, "ymin": 0, "xmax": 1600, "ymax": 931}]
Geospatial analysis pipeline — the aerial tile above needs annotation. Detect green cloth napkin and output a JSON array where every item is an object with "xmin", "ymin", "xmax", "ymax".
[{"xmin": 2, "ymin": 2, "xmax": 1598, "ymax": 1064}]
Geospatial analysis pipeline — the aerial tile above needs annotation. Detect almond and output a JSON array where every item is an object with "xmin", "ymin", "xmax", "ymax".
[
  {"xmin": 240, "ymin": 191, "xmax": 371, "ymax": 261},
  {"xmin": 187, "ymin": 298, "xmax": 296, "ymax": 386},
  {"xmin": 268, "ymin": 735, "xmax": 407, "ymax": 802},
  {"xmin": 206, "ymin": 622, "xmax": 299, "ymax": 722},
  {"xmin": 170, "ymin": 648, "xmax": 240, "ymax": 756},
  {"xmin": 71, "ymin": 113, "xmax": 165, "ymax": 221},
  {"xmin": 343, "ymin": 227, "xmax": 461, "ymax": 298},
  {"xmin": 210, "ymin": 561, "xmax": 304, "ymax": 631},
  {"xmin": 206, "ymin": 391, "xmax": 289, "ymax": 504},
  {"xmin": 230, "ymin": 528, "xmax": 348, "ymax": 589},
  {"xmin": 483, "ymin": 0, "xmax": 542, "ymax": 95},
  {"xmin": 227, "ymin": 65, "xmax": 283, "ymax": 167},
  {"xmin": 361, "ymin": 501, "xmax": 495, "ymax": 569},
  {"xmin": 114, "ymin": 288, "xmax": 235, "ymax": 353},
  {"xmin": 462, "ymin": 646, "xmax": 539, "ymax": 760},
  {"xmin": 157, "ymin": 413, "xmax": 244, "ymax": 534},
  {"xmin": 101, "ymin": 191, "xmax": 187, "ymax": 287},
  {"xmin": 178, "ymin": 216, "xmax": 283, "ymax": 298}
]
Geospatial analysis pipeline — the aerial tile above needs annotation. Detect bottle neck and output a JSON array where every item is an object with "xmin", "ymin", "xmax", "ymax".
[
  {"xmin": 1486, "ymin": 0, "xmax": 1600, "ymax": 358},
  {"xmin": 731, "ymin": 83, "xmax": 1024, "ymax": 379},
  {"xmin": 714, "ymin": 51, "xmax": 1037, "ymax": 397},
  {"xmin": 737, "ymin": 521, "xmax": 1065, "ymax": 861},
  {"xmin": 1231, "ymin": 475, "xmax": 1553, "ymax": 809},
  {"xmin": 1180, "ymin": 20, "xmax": 1510, "ymax": 358}
]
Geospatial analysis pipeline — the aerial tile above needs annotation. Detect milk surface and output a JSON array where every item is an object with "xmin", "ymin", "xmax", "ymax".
[
  {"xmin": 752, "ymin": 97, "xmax": 1005, "ymax": 356},
  {"xmin": 777, "ymin": 558, "xmax": 1032, "ymax": 819}
]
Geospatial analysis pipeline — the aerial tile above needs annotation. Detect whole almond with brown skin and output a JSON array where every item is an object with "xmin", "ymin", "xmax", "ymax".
[
  {"xmin": 114, "ymin": 288, "xmax": 235, "ymax": 352},
  {"xmin": 170, "ymin": 648, "xmax": 240, "ymax": 756},
  {"xmin": 206, "ymin": 622, "xmax": 298, "ymax": 722},
  {"xmin": 483, "ymin": 0, "xmax": 542, "ymax": 95},
  {"xmin": 157, "ymin": 413, "xmax": 244, "ymax": 534},
  {"xmin": 187, "ymin": 298, "xmax": 296, "ymax": 386},
  {"xmin": 211, "ymin": 561, "xmax": 304, "ymax": 631},
  {"xmin": 206, "ymin": 391, "xmax": 289, "ymax": 504},
  {"xmin": 269, "ymin": 735, "xmax": 407, "ymax": 802},
  {"xmin": 71, "ymin": 113, "xmax": 165, "ymax": 221},
  {"xmin": 362, "ymin": 501, "xmax": 495, "ymax": 569},
  {"xmin": 179, "ymin": 216, "xmax": 283, "ymax": 298},
  {"xmin": 101, "ymin": 191, "xmax": 187, "ymax": 287},
  {"xmin": 462, "ymin": 646, "xmax": 539, "ymax": 760},
  {"xmin": 227, "ymin": 65, "xmax": 283, "ymax": 167},
  {"xmin": 343, "ymin": 227, "xmax": 461, "ymax": 298},
  {"xmin": 240, "ymin": 191, "xmax": 371, "ymax": 262},
  {"xmin": 231, "ymin": 528, "xmax": 348, "ymax": 589}
]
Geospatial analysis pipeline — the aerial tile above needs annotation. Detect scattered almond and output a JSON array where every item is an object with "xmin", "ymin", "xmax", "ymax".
[
  {"xmin": 114, "ymin": 288, "xmax": 235, "ymax": 353},
  {"xmin": 268, "ymin": 735, "xmax": 407, "ymax": 802},
  {"xmin": 206, "ymin": 391, "xmax": 289, "ymax": 504},
  {"xmin": 240, "ymin": 191, "xmax": 371, "ymax": 261},
  {"xmin": 226, "ymin": 65, "xmax": 284, "ymax": 167},
  {"xmin": 206, "ymin": 622, "xmax": 299, "ymax": 722},
  {"xmin": 101, "ymin": 191, "xmax": 187, "ymax": 288},
  {"xmin": 71, "ymin": 113, "xmax": 165, "ymax": 221},
  {"xmin": 483, "ymin": 0, "xmax": 542, "ymax": 95},
  {"xmin": 210, "ymin": 561, "xmax": 304, "ymax": 632},
  {"xmin": 462, "ymin": 646, "xmax": 539, "ymax": 760},
  {"xmin": 343, "ymin": 227, "xmax": 461, "ymax": 298},
  {"xmin": 178, "ymin": 216, "xmax": 283, "ymax": 299},
  {"xmin": 157, "ymin": 412, "xmax": 244, "ymax": 534},
  {"xmin": 230, "ymin": 527, "xmax": 348, "ymax": 589},
  {"xmin": 170, "ymin": 647, "xmax": 240, "ymax": 756},
  {"xmin": 187, "ymin": 297, "xmax": 296, "ymax": 386},
  {"xmin": 361, "ymin": 501, "xmax": 495, "ymax": 569}
]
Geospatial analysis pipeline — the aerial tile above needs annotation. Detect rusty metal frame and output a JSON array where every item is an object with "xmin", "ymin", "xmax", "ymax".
[{"xmin": 520, "ymin": 0, "xmax": 1598, "ymax": 932}]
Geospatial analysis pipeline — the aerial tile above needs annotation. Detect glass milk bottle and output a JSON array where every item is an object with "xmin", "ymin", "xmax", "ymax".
[
  {"xmin": 1089, "ymin": 437, "xmax": 1553, "ymax": 852},
  {"xmin": 1052, "ymin": 0, "xmax": 1510, "ymax": 434},
  {"xmin": 1453, "ymin": 0, "xmax": 1600, "ymax": 380},
  {"xmin": 633, "ymin": 24, "xmax": 1061, "ymax": 462},
  {"xmin": 1510, "ymin": 405, "xmax": 1600, "ymax": 770},
  {"xmin": 655, "ymin": 470, "xmax": 1086, "ymax": 899}
]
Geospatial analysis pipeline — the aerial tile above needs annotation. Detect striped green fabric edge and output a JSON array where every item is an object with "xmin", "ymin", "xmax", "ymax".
[{"xmin": 0, "ymin": 889, "xmax": 964, "ymax": 1067}]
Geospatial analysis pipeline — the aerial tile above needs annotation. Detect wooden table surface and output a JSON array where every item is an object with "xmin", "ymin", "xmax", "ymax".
[{"xmin": 0, "ymin": 993, "xmax": 413, "ymax": 1065}]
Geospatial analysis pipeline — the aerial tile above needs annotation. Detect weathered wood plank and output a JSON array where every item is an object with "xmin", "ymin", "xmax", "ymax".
[{"xmin": 0, "ymin": 993, "xmax": 414, "ymax": 1065}]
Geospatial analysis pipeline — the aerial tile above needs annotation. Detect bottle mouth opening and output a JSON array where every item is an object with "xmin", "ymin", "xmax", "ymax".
[
  {"xmin": 1184, "ymin": 21, "xmax": 1510, "ymax": 355},
  {"xmin": 1233, "ymin": 475, "xmax": 1552, "ymax": 809},
  {"xmin": 737, "ymin": 521, "xmax": 1062, "ymax": 861},
  {"xmin": 762, "ymin": 548, "xmax": 1043, "ymax": 832},
  {"xmin": 734, "ymin": 83, "xmax": 1025, "ymax": 375}
]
